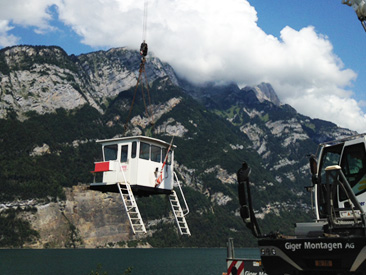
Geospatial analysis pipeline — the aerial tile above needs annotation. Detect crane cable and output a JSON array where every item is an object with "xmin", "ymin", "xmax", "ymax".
[
  {"xmin": 142, "ymin": 1, "xmax": 148, "ymax": 42},
  {"xmin": 124, "ymin": 1, "xmax": 154, "ymax": 131},
  {"xmin": 124, "ymin": 60, "xmax": 152, "ymax": 130}
]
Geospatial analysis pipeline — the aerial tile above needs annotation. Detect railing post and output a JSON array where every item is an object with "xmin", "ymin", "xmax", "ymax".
[
  {"xmin": 173, "ymin": 172, "xmax": 190, "ymax": 216},
  {"xmin": 227, "ymin": 238, "xmax": 235, "ymax": 259}
]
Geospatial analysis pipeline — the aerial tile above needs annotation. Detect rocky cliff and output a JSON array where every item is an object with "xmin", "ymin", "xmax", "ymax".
[
  {"xmin": 0, "ymin": 45, "xmax": 358, "ymax": 248},
  {"xmin": 6, "ymin": 185, "xmax": 142, "ymax": 248},
  {"xmin": 0, "ymin": 45, "xmax": 178, "ymax": 121}
]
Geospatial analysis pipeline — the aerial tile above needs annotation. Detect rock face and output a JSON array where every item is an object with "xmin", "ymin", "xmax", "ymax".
[
  {"xmin": 242, "ymin": 82, "xmax": 281, "ymax": 106},
  {"xmin": 24, "ymin": 185, "xmax": 134, "ymax": 248},
  {"xmin": 0, "ymin": 45, "xmax": 179, "ymax": 120},
  {"xmin": 0, "ymin": 45, "xmax": 361, "ymax": 248},
  {"xmin": 0, "ymin": 46, "xmax": 99, "ymax": 119}
]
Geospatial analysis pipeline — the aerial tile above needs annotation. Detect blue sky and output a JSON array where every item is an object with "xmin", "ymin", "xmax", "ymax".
[
  {"xmin": 0, "ymin": 0, "xmax": 365, "ymax": 132},
  {"xmin": 252, "ymin": 0, "xmax": 366, "ymax": 106}
]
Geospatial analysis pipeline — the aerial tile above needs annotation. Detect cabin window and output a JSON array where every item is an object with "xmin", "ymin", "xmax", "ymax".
[
  {"xmin": 140, "ymin": 142, "xmax": 150, "ymax": 160},
  {"xmin": 121, "ymin": 145, "xmax": 128, "ymax": 162},
  {"xmin": 132, "ymin": 141, "xmax": 137, "ymax": 158},
  {"xmin": 317, "ymin": 144, "xmax": 342, "ymax": 218},
  {"xmin": 341, "ymin": 143, "xmax": 366, "ymax": 198},
  {"xmin": 151, "ymin": 145, "xmax": 161, "ymax": 163},
  {"xmin": 319, "ymin": 144, "xmax": 343, "ymax": 185},
  {"xmin": 104, "ymin": 144, "xmax": 118, "ymax": 161}
]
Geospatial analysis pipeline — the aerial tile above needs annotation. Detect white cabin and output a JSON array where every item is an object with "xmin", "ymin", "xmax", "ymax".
[
  {"xmin": 89, "ymin": 135, "xmax": 191, "ymax": 235},
  {"xmin": 90, "ymin": 136, "xmax": 176, "ymax": 196}
]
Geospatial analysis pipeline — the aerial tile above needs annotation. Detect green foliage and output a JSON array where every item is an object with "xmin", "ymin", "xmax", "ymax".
[
  {"xmin": 0, "ymin": 77, "xmax": 317, "ymax": 247},
  {"xmin": 0, "ymin": 105, "xmax": 111, "ymax": 201},
  {"xmin": 137, "ymin": 195, "xmax": 171, "ymax": 220},
  {"xmin": 0, "ymin": 48, "xmax": 339, "ymax": 249},
  {"xmin": 0, "ymin": 51, "xmax": 10, "ymax": 75},
  {"xmin": 62, "ymin": 212, "xmax": 83, "ymax": 248},
  {"xmin": 90, "ymin": 264, "xmax": 108, "ymax": 275},
  {"xmin": 260, "ymin": 113, "xmax": 269, "ymax": 122},
  {"xmin": 0, "ymin": 208, "xmax": 39, "ymax": 247},
  {"xmin": 0, "ymin": 45, "xmax": 78, "ymax": 73},
  {"xmin": 127, "ymin": 240, "xmax": 147, "ymax": 248}
]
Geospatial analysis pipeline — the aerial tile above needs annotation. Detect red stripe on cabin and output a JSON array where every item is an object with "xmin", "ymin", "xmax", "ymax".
[{"xmin": 93, "ymin": 162, "xmax": 110, "ymax": 172}]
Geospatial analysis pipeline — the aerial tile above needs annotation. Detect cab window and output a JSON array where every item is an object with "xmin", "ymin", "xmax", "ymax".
[
  {"xmin": 151, "ymin": 145, "xmax": 161, "ymax": 163},
  {"xmin": 318, "ymin": 143, "xmax": 343, "ymax": 185},
  {"xmin": 341, "ymin": 143, "xmax": 366, "ymax": 198},
  {"xmin": 132, "ymin": 141, "xmax": 137, "ymax": 158},
  {"xmin": 121, "ymin": 145, "xmax": 128, "ymax": 162},
  {"xmin": 140, "ymin": 142, "xmax": 150, "ymax": 160},
  {"xmin": 317, "ymin": 144, "xmax": 342, "ymax": 217},
  {"xmin": 104, "ymin": 144, "xmax": 118, "ymax": 161}
]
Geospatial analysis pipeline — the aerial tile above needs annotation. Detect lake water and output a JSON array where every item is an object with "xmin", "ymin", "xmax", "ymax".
[{"xmin": 0, "ymin": 248, "xmax": 260, "ymax": 275}]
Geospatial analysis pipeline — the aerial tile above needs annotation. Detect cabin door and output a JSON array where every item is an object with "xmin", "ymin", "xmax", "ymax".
[
  {"xmin": 338, "ymin": 142, "xmax": 366, "ymax": 213},
  {"xmin": 119, "ymin": 144, "xmax": 130, "ymax": 183}
]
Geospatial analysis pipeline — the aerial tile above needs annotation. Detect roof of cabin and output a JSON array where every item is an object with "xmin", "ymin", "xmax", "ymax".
[
  {"xmin": 321, "ymin": 133, "xmax": 366, "ymax": 147},
  {"xmin": 96, "ymin": 135, "xmax": 177, "ymax": 148}
]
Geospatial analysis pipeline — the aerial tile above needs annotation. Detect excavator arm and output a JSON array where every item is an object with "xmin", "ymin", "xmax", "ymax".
[{"xmin": 237, "ymin": 162, "xmax": 262, "ymax": 238}]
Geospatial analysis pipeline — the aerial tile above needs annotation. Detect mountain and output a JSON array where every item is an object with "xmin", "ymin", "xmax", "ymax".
[
  {"xmin": 0, "ymin": 46, "xmax": 178, "ymax": 120},
  {"xmin": 0, "ymin": 45, "xmax": 356, "ymax": 248},
  {"xmin": 243, "ymin": 82, "xmax": 281, "ymax": 106}
]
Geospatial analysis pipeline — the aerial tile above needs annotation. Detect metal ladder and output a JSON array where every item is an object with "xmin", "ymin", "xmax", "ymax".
[
  {"xmin": 117, "ymin": 182, "xmax": 146, "ymax": 234},
  {"xmin": 169, "ymin": 172, "xmax": 191, "ymax": 236}
]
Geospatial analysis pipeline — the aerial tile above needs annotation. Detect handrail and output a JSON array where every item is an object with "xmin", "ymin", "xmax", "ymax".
[
  {"xmin": 325, "ymin": 165, "xmax": 366, "ymax": 232},
  {"xmin": 117, "ymin": 161, "xmax": 128, "ymax": 184},
  {"xmin": 173, "ymin": 171, "xmax": 189, "ymax": 216}
]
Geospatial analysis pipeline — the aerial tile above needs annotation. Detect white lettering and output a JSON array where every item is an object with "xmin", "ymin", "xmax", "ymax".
[
  {"xmin": 285, "ymin": 242, "xmax": 302, "ymax": 251},
  {"xmin": 304, "ymin": 242, "xmax": 343, "ymax": 251},
  {"xmin": 244, "ymin": 272, "xmax": 268, "ymax": 275},
  {"xmin": 284, "ymin": 242, "xmax": 354, "ymax": 251},
  {"xmin": 303, "ymin": 242, "xmax": 343, "ymax": 251}
]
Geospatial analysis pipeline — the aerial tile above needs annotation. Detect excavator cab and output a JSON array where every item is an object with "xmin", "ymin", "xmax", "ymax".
[
  {"xmin": 313, "ymin": 135, "xmax": 366, "ymax": 220},
  {"xmin": 239, "ymin": 134, "xmax": 366, "ymax": 274}
]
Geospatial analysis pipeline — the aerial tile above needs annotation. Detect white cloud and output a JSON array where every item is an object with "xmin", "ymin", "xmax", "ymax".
[
  {"xmin": 0, "ymin": 20, "xmax": 19, "ymax": 47},
  {"xmin": 57, "ymin": 0, "xmax": 143, "ymax": 48},
  {"xmin": 0, "ymin": 0, "xmax": 61, "ymax": 46},
  {"xmin": 286, "ymin": 94, "xmax": 366, "ymax": 133},
  {"xmin": 0, "ymin": 0, "xmax": 365, "ymax": 132},
  {"xmin": 0, "ymin": 0, "xmax": 60, "ymax": 31}
]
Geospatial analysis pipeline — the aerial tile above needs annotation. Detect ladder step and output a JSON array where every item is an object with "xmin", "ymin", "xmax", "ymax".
[
  {"xmin": 169, "ymin": 190, "xmax": 190, "ymax": 236},
  {"xmin": 117, "ymin": 183, "xmax": 147, "ymax": 235}
]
